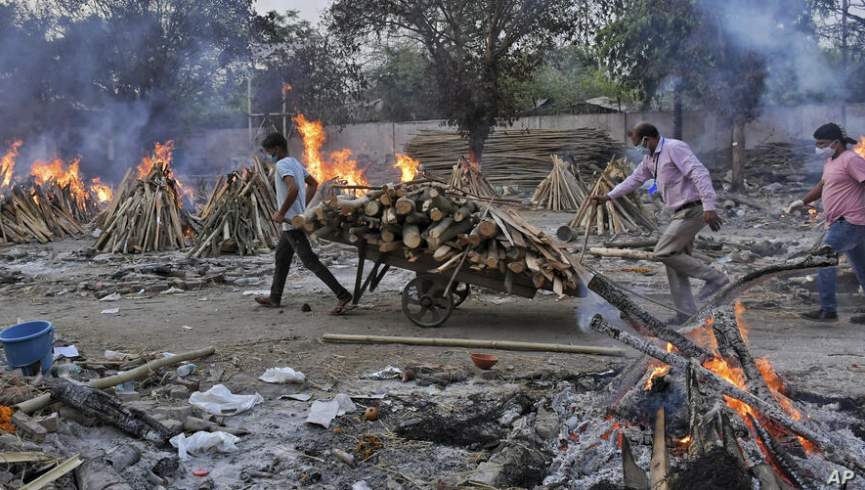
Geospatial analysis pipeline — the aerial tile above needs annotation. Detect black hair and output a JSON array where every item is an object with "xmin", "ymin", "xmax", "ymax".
[
  {"xmin": 261, "ymin": 132, "xmax": 288, "ymax": 151},
  {"xmin": 633, "ymin": 122, "xmax": 660, "ymax": 140},
  {"xmin": 813, "ymin": 123, "xmax": 857, "ymax": 145}
]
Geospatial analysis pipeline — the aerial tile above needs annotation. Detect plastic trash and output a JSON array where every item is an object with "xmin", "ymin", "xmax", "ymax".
[
  {"xmin": 99, "ymin": 293, "xmax": 121, "ymax": 302},
  {"xmin": 53, "ymin": 363, "xmax": 82, "ymax": 378},
  {"xmin": 306, "ymin": 400, "xmax": 340, "ymax": 428},
  {"xmin": 176, "ymin": 364, "xmax": 197, "ymax": 378},
  {"xmin": 305, "ymin": 394, "xmax": 357, "ymax": 428},
  {"xmin": 53, "ymin": 345, "xmax": 79, "ymax": 359},
  {"xmin": 188, "ymin": 384, "xmax": 263, "ymax": 416},
  {"xmin": 352, "ymin": 481, "xmax": 373, "ymax": 490},
  {"xmin": 169, "ymin": 431, "xmax": 239, "ymax": 460},
  {"xmin": 259, "ymin": 367, "xmax": 305, "ymax": 384},
  {"xmin": 100, "ymin": 308, "xmax": 120, "ymax": 315},
  {"xmin": 334, "ymin": 394, "xmax": 356, "ymax": 415},
  {"xmin": 362, "ymin": 366, "xmax": 402, "ymax": 380},
  {"xmin": 104, "ymin": 350, "xmax": 130, "ymax": 361},
  {"xmin": 115, "ymin": 382, "xmax": 136, "ymax": 394}
]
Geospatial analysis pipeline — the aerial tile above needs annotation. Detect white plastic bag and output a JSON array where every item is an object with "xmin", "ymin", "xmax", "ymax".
[
  {"xmin": 169, "ymin": 431, "xmax": 239, "ymax": 460},
  {"xmin": 259, "ymin": 367, "xmax": 305, "ymax": 384},
  {"xmin": 188, "ymin": 384, "xmax": 263, "ymax": 416},
  {"xmin": 305, "ymin": 394, "xmax": 357, "ymax": 428}
]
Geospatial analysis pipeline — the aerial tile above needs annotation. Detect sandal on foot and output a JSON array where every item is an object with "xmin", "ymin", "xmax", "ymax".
[
  {"xmin": 255, "ymin": 296, "xmax": 281, "ymax": 308},
  {"xmin": 330, "ymin": 295, "xmax": 353, "ymax": 316}
]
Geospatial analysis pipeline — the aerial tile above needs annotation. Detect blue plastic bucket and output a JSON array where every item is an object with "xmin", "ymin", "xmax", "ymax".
[{"xmin": 0, "ymin": 320, "xmax": 54, "ymax": 374}]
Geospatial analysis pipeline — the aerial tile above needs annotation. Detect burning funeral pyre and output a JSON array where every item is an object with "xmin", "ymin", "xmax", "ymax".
[
  {"xmin": 189, "ymin": 156, "xmax": 280, "ymax": 258},
  {"xmin": 549, "ymin": 251, "xmax": 865, "ymax": 488},
  {"xmin": 0, "ymin": 140, "xmax": 113, "ymax": 245},
  {"xmin": 94, "ymin": 141, "xmax": 193, "ymax": 253}
]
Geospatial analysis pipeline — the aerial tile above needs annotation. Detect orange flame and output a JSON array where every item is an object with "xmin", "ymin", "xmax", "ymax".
[
  {"xmin": 394, "ymin": 153, "xmax": 420, "ymax": 182},
  {"xmin": 30, "ymin": 157, "xmax": 88, "ymax": 207},
  {"xmin": 734, "ymin": 302, "xmax": 750, "ymax": 345},
  {"xmin": 644, "ymin": 364, "xmax": 671, "ymax": 390},
  {"xmin": 854, "ymin": 136, "xmax": 865, "ymax": 159},
  {"xmin": 293, "ymin": 114, "xmax": 367, "ymax": 186},
  {"xmin": 1, "ymin": 140, "xmax": 22, "ymax": 187},
  {"xmin": 137, "ymin": 141, "xmax": 175, "ymax": 179},
  {"xmin": 90, "ymin": 177, "xmax": 113, "ymax": 203}
]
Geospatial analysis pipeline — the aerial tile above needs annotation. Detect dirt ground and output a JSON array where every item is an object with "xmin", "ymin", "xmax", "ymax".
[{"xmin": 2, "ymin": 205, "xmax": 864, "ymax": 489}]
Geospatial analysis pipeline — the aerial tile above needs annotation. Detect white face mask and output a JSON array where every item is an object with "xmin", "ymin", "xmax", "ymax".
[{"xmin": 815, "ymin": 144, "xmax": 834, "ymax": 158}]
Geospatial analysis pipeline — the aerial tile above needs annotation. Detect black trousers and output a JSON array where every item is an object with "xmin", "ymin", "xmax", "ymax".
[{"xmin": 269, "ymin": 230, "xmax": 350, "ymax": 303}]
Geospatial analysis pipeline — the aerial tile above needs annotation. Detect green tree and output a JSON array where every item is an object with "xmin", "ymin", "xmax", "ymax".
[
  {"xmin": 329, "ymin": 0, "xmax": 578, "ymax": 164},
  {"xmin": 252, "ymin": 10, "xmax": 365, "ymax": 126},
  {"xmin": 366, "ymin": 43, "xmax": 440, "ymax": 121}
]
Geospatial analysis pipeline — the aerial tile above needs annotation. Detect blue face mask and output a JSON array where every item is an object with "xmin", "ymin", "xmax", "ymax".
[{"xmin": 269, "ymin": 153, "xmax": 280, "ymax": 163}]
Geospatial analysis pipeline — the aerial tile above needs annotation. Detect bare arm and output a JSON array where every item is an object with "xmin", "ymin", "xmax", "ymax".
[
  {"xmin": 802, "ymin": 180, "xmax": 824, "ymax": 206},
  {"xmin": 304, "ymin": 174, "xmax": 318, "ymax": 206}
]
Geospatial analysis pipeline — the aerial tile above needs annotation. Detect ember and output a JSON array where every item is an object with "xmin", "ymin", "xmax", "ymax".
[{"xmin": 293, "ymin": 114, "xmax": 367, "ymax": 186}]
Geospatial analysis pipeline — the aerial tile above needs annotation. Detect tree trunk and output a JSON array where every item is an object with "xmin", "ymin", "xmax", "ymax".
[
  {"xmin": 673, "ymin": 85, "xmax": 684, "ymax": 139},
  {"xmin": 468, "ymin": 125, "xmax": 491, "ymax": 168},
  {"xmin": 731, "ymin": 118, "xmax": 746, "ymax": 191}
]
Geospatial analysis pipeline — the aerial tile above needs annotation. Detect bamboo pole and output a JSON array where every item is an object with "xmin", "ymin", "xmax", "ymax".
[
  {"xmin": 321, "ymin": 334, "xmax": 625, "ymax": 357},
  {"xmin": 16, "ymin": 346, "xmax": 215, "ymax": 414}
]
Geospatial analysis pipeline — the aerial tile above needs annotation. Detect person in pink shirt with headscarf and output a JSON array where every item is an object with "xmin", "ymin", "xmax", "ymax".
[
  {"xmin": 787, "ymin": 123, "xmax": 865, "ymax": 324},
  {"xmin": 595, "ymin": 122, "xmax": 730, "ymax": 325}
]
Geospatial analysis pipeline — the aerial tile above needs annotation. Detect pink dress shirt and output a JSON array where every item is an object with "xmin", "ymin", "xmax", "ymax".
[{"xmin": 607, "ymin": 137, "xmax": 718, "ymax": 212}]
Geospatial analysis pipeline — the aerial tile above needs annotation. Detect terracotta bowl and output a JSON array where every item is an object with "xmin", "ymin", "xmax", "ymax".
[{"xmin": 470, "ymin": 352, "xmax": 498, "ymax": 370}]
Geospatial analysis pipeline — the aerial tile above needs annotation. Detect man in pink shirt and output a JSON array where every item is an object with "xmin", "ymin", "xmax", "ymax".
[
  {"xmin": 596, "ymin": 122, "xmax": 729, "ymax": 324},
  {"xmin": 787, "ymin": 123, "xmax": 865, "ymax": 324}
]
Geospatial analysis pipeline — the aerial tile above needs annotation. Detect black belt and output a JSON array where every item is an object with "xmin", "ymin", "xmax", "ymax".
[{"xmin": 675, "ymin": 200, "xmax": 702, "ymax": 213}]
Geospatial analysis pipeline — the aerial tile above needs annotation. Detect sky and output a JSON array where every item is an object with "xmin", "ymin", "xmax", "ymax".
[{"xmin": 255, "ymin": 0, "xmax": 330, "ymax": 23}]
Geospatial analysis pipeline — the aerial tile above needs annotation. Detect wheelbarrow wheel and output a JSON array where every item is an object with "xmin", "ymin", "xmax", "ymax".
[
  {"xmin": 452, "ymin": 282, "xmax": 470, "ymax": 308},
  {"xmin": 401, "ymin": 276, "xmax": 454, "ymax": 328}
]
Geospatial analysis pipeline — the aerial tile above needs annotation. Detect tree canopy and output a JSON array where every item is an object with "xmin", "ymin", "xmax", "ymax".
[{"xmin": 329, "ymin": 0, "xmax": 579, "ymax": 163}]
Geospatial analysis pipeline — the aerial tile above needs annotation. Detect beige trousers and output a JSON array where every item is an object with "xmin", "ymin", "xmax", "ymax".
[{"xmin": 654, "ymin": 205, "xmax": 726, "ymax": 315}]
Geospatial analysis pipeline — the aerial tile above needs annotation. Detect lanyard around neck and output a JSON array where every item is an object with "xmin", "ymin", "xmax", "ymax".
[{"xmin": 651, "ymin": 137, "xmax": 665, "ymax": 179}]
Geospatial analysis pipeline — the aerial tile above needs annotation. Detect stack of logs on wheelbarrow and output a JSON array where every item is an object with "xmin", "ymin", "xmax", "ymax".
[{"xmin": 292, "ymin": 181, "xmax": 581, "ymax": 296}]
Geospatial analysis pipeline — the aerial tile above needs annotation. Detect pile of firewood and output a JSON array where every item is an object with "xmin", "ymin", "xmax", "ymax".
[
  {"xmin": 0, "ymin": 185, "xmax": 85, "ymax": 244},
  {"xmin": 530, "ymin": 155, "xmax": 584, "ymax": 211},
  {"xmin": 293, "ymin": 181, "xmax": 581, "ymax": 295},
  {"xmin": 406, "ymin": 128, "xmax": 620, "ymax": 186},
  {"xmin": 189, "ymin": 158, "xmax": 279, "ymax": 258},
  {"xmin": 581, "ymin": 251, "xmax": 865, "ymax": 486},
  {"xmin": 94, "ymin": 164, "xmax": 191, "ymax": 254},
  {"xmin": 448, "ymin": 157, "xmax": 497, "ymax": 198},
  {"xmin": 564, "ymin": 159, "xmax": 654, "ymax": 238}
]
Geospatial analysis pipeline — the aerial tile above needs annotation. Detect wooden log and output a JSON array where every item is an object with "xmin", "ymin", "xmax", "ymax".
[
  {"xmin": 477, "ymin": 219, "xmax": 498, "ymax": 239},
  {"xmin": 364, "ymin": 200, "xmax": 382, "ymax": 217},
  {"xmin": 428, "ymin": 219, "xmax": 473, "ymax": 249},
  {"xmin": 402, "ymin": 224, "xmax": 422, "ymax": 249},
  {"xmin": 379, "ymin": 241, "xmax": 402, "ymax": 253},
  {"xmin": 43, "ymin": 378, "xmax": 171, "ymax": 443},
  {"xmin": 395, "ymin": 197, "xmax": 416, "ymax": 215},
  {"xmin": 17, "ymin": 346, "xmax": 215, "ymax": 414},
  {"xmin": 585, "ymin": 274, "xmax": 712, "ymax": 362},
  {"xmin": 507, "ymin": 260, "xmax": 527, "ymax": 274},
  {"xmin": 433, "ymin": 244, "xmax": 456, "ymax": 261},
  {"xmin": 588, "ymin": 314, "xmax": 865, "ymax": 475},
  {"xmin": 650, "ymin": 406, "xmax": 670, "ymax": 490},
  {"xmin": 321, "ymin": 334, "xmax": 625, "ymax": 356}
]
